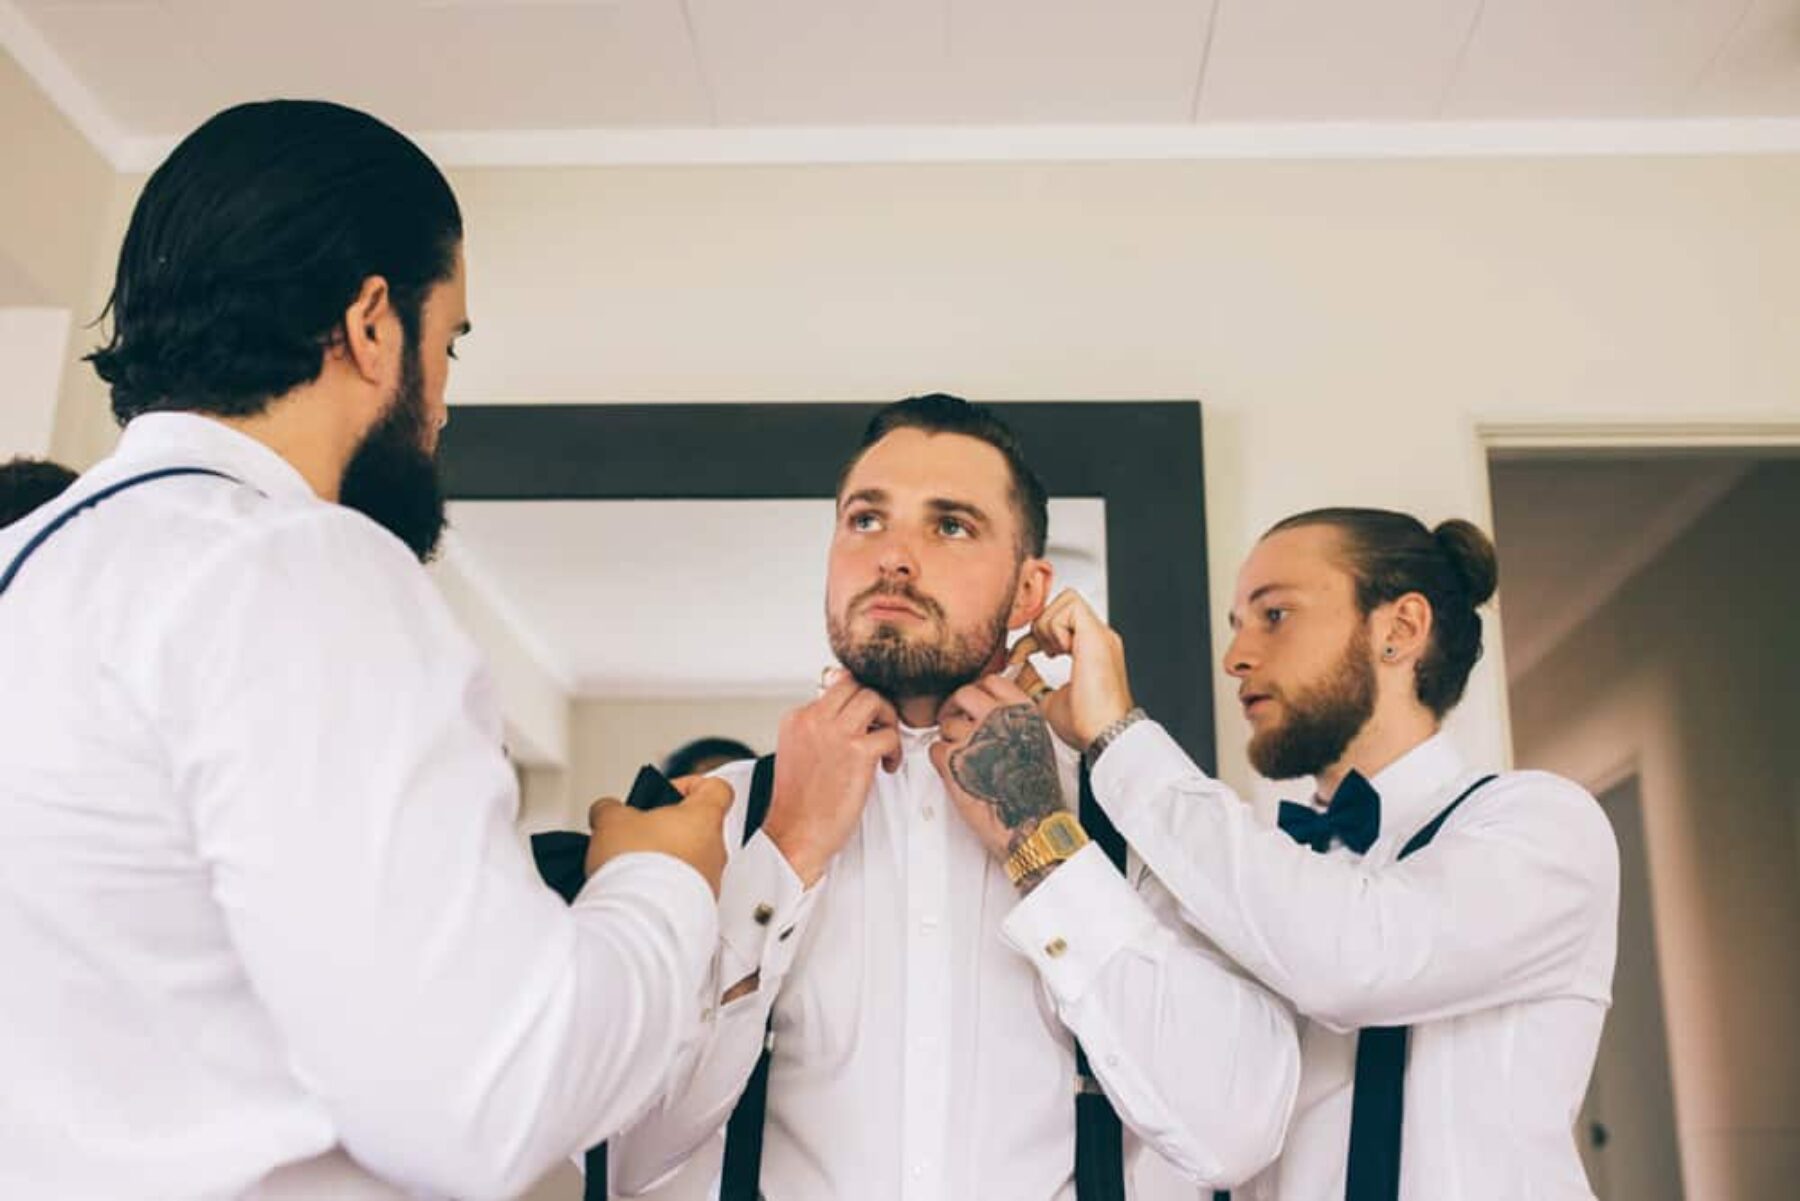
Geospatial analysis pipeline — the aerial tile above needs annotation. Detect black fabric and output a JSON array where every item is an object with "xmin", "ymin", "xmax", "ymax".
[
  {"xmin": 0, "ymin": 467, "xmax": 239, "ymax": 598},
  {"xmin": 1339, "ymin": 773, "xmax": 1498, "ymax": 1201},
  {"xmin": 1277, "ymin": 770, "xmax": 1381, "ymax": 855},
  {"xmin": 1072, "ymin": 764, "xmax": 1130, "ymax": 1201},
  {"xmin": 718, "ymin": 753, "xmax": 778, "ymax": 1200},
  {"xmin": 529, "ymin": 756, "xmax": 778, "ymax": 1201}
]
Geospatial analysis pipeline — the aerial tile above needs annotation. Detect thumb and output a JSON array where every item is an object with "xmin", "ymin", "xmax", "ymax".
[
  {"xmin": 679, "ymin": 776, "xmax": 735, "ymax": 815},
  {"xmin": 928, "ymin": 740, "xmax": 954, "ymax": 779}
]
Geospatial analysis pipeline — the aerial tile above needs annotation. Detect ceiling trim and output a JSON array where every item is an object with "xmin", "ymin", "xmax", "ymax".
[
  {"xmin": 1483, "ymin": 419, "xmax": 1800, "ymax": 455},
  {"xmin": 108, "ymin": 117, "xmax": 1800, "ymax": 171},
  {"xmin": 0, "ymin": 0, "xmax": 131, "ymax": 170}
]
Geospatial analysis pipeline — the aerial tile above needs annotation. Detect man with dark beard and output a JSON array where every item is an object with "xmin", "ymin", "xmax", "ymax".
[
  {"xmin": 607, "ymin": 395, "xmax": 1300, "ymax": 1200},
  {"xmin": 1010, "ymin": 511, "xmax": 1619, "ymax": 1201},
  {"xmin": 0, "ymin": 101, "xmax": 731, "ymax": 1201}
]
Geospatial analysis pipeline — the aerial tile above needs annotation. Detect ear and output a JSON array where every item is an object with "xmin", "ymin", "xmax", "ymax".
[
  {"xmin": 1007, "ymin": 556, "xmax": 1055, "ymax": 630},
  {"xmin": 338, "ymin": 276, "xmax": 398, "ymax": 385},
  {"xmin": 1375, "ymin": 591, "xmax": 1433, "ymax": 667}
]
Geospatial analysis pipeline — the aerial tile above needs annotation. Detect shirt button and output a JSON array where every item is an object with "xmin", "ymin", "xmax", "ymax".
[
  {"xmin": 752, "ymin": 903, "xmax": 774, "ymax": 927},
  {"xmin": 911, "ymin": 1164, "xmax": 926, "ymax": 1179},
  {"xmin": 1045, "ymin": 937, "xmax": 1068, "ymax": 959},
  {"xmin": 920, "ymin": 914, "xmax": 940, "ymax": 931},
  {"xmin": 921, "ymin": 805, "xmax": 935, "ymax": 821}
]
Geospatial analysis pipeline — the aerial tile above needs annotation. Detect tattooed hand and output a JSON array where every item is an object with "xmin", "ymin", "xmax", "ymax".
[{"xmin": 931, "ymin": 674, "xmax": 1071, "ymax": 877}]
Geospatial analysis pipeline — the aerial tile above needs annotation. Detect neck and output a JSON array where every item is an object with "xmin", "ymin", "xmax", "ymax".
[
  {"xmin": 1314, "ymin": 703, "xmax": 1439, "ymax": 798},
  {"xmin": 895, "ymin": 694, "xmax": 946, "ymax": 728},
  {"xmin": 214, "ymin": 378, "xmax": 367, "ymax": 502}
]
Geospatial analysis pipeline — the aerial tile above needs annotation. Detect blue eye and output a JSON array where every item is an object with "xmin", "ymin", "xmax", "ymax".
[
  {"xmin": 849, "ymin": 511, "xmax": 881, "ymax": 532},
  {"xmin": 939, "ymin": 516, "xmax": 970, "ymax": 538},
  {"xmin": 1265, "ymin": 607, "xmax": 1288, "ymax": 627}
]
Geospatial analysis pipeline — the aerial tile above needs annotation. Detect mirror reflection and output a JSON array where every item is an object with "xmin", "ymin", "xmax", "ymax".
[{"xmin": 436, "ymin": 498, "xmax": 1108, "ymax": 830}]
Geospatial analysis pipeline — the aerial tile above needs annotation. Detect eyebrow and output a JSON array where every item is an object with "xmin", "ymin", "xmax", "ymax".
[
  {"xmin": 840, "ymin": 487, "xmax": 887, "ymax": 512},
  {"xmin": 1228, "ymin": 583, "xmax": 1301, "ymax": 630},
  {"xmin": 926, "ymin": 498, "xmax": 991, "ymax": 527}
]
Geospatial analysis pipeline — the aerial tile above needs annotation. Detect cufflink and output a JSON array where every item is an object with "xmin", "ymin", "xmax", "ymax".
[
  {"xmin": 753, "ymin": 903, "xmax": 774, "ymax": 926},
  {"xmin": 1044, "ymin": 937, "xmax": 1068, "ymax": 959}
]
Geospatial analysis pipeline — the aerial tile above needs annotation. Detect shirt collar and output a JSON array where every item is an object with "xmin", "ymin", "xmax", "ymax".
[
  {"xmin": 1365, "ymin": 732, "xmax": 1469, "ymax": 850},
  {"xmin": 109, "ymin": 413, "xmax": 318, "ymax": 505}
]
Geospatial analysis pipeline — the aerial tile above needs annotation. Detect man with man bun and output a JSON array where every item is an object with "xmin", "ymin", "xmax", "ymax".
[{"xmin": 1012, "ymin": 509, "xmax": 1619, "ymax": 1201}]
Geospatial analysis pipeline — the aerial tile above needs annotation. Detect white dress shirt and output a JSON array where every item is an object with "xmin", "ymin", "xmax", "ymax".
[
  {"xmin": 611, "ymin": 723, "xmax": 1301, "ymax": 1200},
  {"xmin": 1090, "ymin": 722, "xmax": 1619, "ymax": 1201},
  {"xmin": 0, "ymin": 414, "xmax": 718, "ymax": 1200}
]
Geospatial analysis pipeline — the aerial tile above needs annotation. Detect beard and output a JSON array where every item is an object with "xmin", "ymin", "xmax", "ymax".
[
  {"xmin": 826, "ymin": 577, "xmax": 1013, "ymax": 706},
  {"xmin": 339, "ymin": 337, "xmax": 446, "ymax": 563},
  {"xmin": 1249, "ymin": 625, "xmax": 1378, "ymax": 780}
]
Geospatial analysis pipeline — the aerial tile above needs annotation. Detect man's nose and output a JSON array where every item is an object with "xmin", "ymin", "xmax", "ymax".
[
  {"xmin": 1223, "ymin": 628, "xmax": 1255, "ymax": 678},
  {"xmin": 877, "ymin": 537, "xmax": 918, "ymax": 580}
]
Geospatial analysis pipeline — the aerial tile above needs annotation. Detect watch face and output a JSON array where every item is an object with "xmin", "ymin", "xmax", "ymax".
[{"xmin": 1045, "ymin": 820, "xmax": 1079, "ymax": 854}]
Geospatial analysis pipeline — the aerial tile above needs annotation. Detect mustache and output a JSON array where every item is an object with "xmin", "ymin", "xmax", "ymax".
[{"xmin": 852, "ymin": 580, "xmax": 945, "ymax": 622}]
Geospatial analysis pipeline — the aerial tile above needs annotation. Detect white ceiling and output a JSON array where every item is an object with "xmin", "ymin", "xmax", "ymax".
[
  {"xmin": 444, "ymin": 496, "xmax": 1108, "ymax": 697},
  {"xmin": 1488, "ymin": 455, "xmax": 1753, "ymax": 682},
  {"xmin": 9, "ymin": 0, "xmax": 1800, "ymax": 169}
]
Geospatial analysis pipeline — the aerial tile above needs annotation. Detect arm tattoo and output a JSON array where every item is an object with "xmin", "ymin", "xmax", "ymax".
[{"xmin": 949, "ymin": 704, "xmax": 1063, "ymax": 845}]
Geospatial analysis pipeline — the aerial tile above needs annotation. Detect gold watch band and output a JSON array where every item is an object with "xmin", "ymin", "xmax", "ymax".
[{"xmin": 1004, "ymin": 812, "xmax": 1089, "ymax": 886}]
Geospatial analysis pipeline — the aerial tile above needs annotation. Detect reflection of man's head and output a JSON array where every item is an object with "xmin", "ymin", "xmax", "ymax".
[
  {"xmin": 826, "ymin": 395, "xmax": 1052, "ymax": 711},
  {"xmin": 88, "ymin": 99, "xmax": 467, "ymax": 563}
]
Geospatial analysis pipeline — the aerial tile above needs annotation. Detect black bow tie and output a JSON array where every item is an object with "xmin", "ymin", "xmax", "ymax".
[{"xmin": 1277, "ymin": 769, "xmax": 1381, "ymax": 854}]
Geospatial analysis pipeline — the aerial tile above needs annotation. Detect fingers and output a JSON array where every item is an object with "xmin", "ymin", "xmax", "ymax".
[
  {"xmin": 678, "ymin": 776, "xmax": 735, "ymax": 815},
  {"xmin": 1030, "ymin": 588, "xmax": 1103, "ymax": 658},
  {"xmin": 1013, "ymin": 661, "xmax": 1053, "ymax": 705},
  {"xmin": 1006, "ymin": 633, "xmax": 1041, "ymax": 670},
  {"xmin": 840, "ymin": 687, "xmax": 897, "ymax": 738}
]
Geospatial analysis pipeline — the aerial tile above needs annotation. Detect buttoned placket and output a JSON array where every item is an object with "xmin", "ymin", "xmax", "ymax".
[{"xmin": 898, "ymin": 731, "xmax": 951, "ymax": 1201}]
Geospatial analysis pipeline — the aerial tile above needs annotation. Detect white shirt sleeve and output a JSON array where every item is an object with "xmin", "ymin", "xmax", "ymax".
[
  {"xmin": 1089, "ymin": 720, "xmax": 1620, "ymax": 1032},
  {"xmin": 607, "ymin": 763, "xmax": 820, "ymax": 1196},
  {"xmin": 1000, "ymin": 843, "xmax": 1301, "ymax": 1188},
  {"xmin": 137, "ymin": 508, "xmax": 720, "ymax": 1201}
]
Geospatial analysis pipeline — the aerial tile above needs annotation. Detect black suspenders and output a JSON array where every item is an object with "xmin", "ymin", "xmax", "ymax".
[
  {"xmin": 1342, "ymin": 774, "xmax": 1498, "ymax": 1201},
  {"xmin": 708, "ymin": 760, "xmax": 1132, "ymax": 1201},
  {"xmin": 0, "ymin": 467, "xmax": 240, "ymax": 599}
]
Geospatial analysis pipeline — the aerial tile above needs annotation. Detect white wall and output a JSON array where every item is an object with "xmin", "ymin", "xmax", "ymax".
[
  {"xmin": 1511, "ymin": 462, "xmax": 1800, "ymax": 1200},
  {"xmin": 0, "ymin": 46, "xmax": 124, "ymax": 468},
  {"xmin": 431, "ymin": 153, "xmax": 1800, "ymax": 798},
  {"xmin": 0, "ymin": 305, "xmax": 69, "ymax": 456}
]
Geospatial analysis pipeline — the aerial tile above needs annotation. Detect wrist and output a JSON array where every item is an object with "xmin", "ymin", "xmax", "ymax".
[
  {"xmin": 761, "ymin": 821, "xmax": 830, "ymax": 888},
  {"xmin": 1083, "ymin": 706, "xmax": 1147, "ymax": 767}
]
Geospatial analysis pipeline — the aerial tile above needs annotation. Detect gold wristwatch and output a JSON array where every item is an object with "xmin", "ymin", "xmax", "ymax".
[{"xmin": 1004, "ymin": 811, "xmax": 1089, "ymax": 887}]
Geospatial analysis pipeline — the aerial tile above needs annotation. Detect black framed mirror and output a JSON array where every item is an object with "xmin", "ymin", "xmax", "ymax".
[{"xmin": 439, "ymin": 401, "xmax": 1215, "ymax": 774}]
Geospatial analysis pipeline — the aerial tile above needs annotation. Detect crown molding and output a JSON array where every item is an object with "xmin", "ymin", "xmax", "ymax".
[{"xmin": 103, "ymin": 117, "xmax": 1800, "ymax": 172}]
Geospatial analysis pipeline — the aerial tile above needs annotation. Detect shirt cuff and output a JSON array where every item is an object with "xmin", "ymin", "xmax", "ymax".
[
  {"xmin": 717, "ymin": 830, "xmax": 816, "ymax": 988},
  {"xmin": 1089, "ymin": 718, "xmax": 1206, "ymax": 833},
  {"xmin": 574, "ymin": 850, "xmax": 720, "ymax": 994},
  {"xmin": 1001, "ymin": 842, "xmax": 1159, "ymax": 1006}
]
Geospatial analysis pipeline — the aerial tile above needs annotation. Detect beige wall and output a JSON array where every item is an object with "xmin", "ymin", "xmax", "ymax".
[
  {"xmin": 0, "ymin": 47, "xmax": 125, "ymax": 467},
  {"xmin": 1511, "ymin": 462, "xmax": 1800, "ymax": 1200}
]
